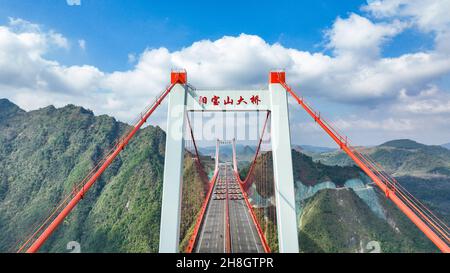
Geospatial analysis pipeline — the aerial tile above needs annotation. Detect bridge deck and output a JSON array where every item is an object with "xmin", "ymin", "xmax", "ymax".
[
  {"xmin": 195, "ymin": 163, "xmax": 264, "ymax": 253},
  {"xmin": 228, "ymin": 165, "xmax": 265, "ymax": 253},
  {"xmin": 195, "ymin": 164, "xmax": 227, "ymax": 253}
]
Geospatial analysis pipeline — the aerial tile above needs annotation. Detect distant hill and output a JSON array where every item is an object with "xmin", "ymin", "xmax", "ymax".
[
  {"xmin": 312, "ymin": 139, "xmax": 450, "ymax": 177},
  {"xmin": 0, "ymin": 99, "xmax": 170, "ymax": 253},
  {"xmin": 242, "ymin": 150, "xmax": 437, "ymax": 252},
  {"xmin": 0, "ymin": 99, "xmax": 213, "ymax": 253},
  {"xmin": 299, "ymin": 188, "xmax": 435, "ymax": 252},
  {"xmin": 308, "ymin": 139, "xmax": 450, "ymax": 227},
  {"xmin": 0, "ymin": 99, "xmax": 444, "ymax": 253},
  {"xmin": 380, "ymin": 139, "xmax": 427, "ymax": 149},
  {"xmin": 293, "ymin": 144, "xmax": 336, "ymax": 155},
  {"xmin": 442, "ymin": 143, "xmax": 450, "ymax": 150},
  {"xmin": 0, "ymin": 98, "xmax": 24, "ymax": 123},
  {"xmin": 198, "ymin": 144, "xmax": 255, "ymax": 163}
]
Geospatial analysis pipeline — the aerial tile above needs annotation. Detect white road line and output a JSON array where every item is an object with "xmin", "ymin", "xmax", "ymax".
[
  {"xmin": 242, "ymin": 199, "xmax": 260, "ymax": 253},
  {"xmin": 197, "ymin": 198, "xmax": 211, "ymax": 251},
  {"xmin": 223, "ymin": 198, "xmax": 227, "ymax": 253},
  {"xmin": 197, "ymin": 175, "xmax": 220, "ymax": 252}
]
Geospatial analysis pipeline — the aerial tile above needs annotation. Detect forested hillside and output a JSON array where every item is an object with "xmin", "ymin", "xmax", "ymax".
[
  {"xmin": 0, "ymin": 99, "xmax": 167, "ymax": 252},
  {"xmin": 0, "ymin": 99, "xmax": 445, "ymax": 253},
  {"xmin": 241, "ymin": 150, "xmax": 439, "ymax": 253}
]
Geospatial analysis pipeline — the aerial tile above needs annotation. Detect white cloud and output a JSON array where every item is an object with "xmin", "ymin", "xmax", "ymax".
[
  {"xmin": 326, "ymin": 13, "xmax": 406, "ymax": 60},
  {"xmin": 78, "ymin": 39, "xmax": 86, "ymax": 50},
  {"xmin": 295, "ymin": 115, "xmax": 415, "ymax": 134},
  {"xmin": 364, "ymin": 0, "xmax": 450, "ymax": 53},
  {"xmin": 364, "ymin": 0, "xmax": 450, "ymax": 31},
  {"xmin": 2, "ymin": 17, "xmax": 448, "ymax": 109},
  {"xmin": 395, "ymin": 85, "xmax": 450, "ymax": 114},
  {"xmin": 48, "ymin": 31, "xmax": 69, "ymax": 49},
  {"xmin": 333, "ymin": 117, "xmax": 414, "ymax": 131},
  {"xmin": 127, "ymin": 53, "xmax": 137, "ymax": 64},
  {"xmin": 66, "ymin": 0, "xmax": 81, "ymax": 6},
  {"xmin": 8, "ymin": 17, "xmax": 40, "ymax": 32},
  {"xmin": 1, "ymin": 6, "xmax": 450, "ymax": 145}
]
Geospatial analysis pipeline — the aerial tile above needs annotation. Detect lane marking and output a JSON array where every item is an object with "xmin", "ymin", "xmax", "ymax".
[
  {"xmin": 241, "ymin": 199, "xmax": 261, "ymax": 253},
  {"xmin": 223, "ymin": 196, "xmax": 226, "ymax": 252},
  {"xmin": 197, "ymin": 172, "xmax": 221, "ymax": 252}
]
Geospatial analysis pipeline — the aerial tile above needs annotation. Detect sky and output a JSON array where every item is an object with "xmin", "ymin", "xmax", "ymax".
[{"xmin": 0, "ymin": 0, "xmax": 450, "ymax": 147}]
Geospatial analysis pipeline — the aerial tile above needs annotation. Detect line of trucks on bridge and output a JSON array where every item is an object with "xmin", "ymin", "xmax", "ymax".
[{"xmin": 213, "ymin": 182, "xmax": 243, "ymax": 200}]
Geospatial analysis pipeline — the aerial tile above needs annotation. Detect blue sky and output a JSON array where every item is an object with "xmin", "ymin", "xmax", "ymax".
[
  {"xmin": 1, "ymin": 0, "xmax": 433, "ymax": 71},
  {"xmin": 0, "ymin": 0, "xmax": 449, "ymax": 147},
  {"xmin": 0, "ymin": 0, "xmax": 369, "ymax": 71}
]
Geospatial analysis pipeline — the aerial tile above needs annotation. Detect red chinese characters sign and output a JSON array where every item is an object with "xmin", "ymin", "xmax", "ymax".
[{"xmin": 198, "ymin": 95, "xmax": 262, "ymax": 106}]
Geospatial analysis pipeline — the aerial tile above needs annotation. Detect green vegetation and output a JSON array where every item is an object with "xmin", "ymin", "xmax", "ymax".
[
  {"xmin": 0, "ymin": 99, "xmax": 446, "ymax": 253},
  {"xmin": 380, "ymin": 139, "xmax": 427, "ymax": 149},
  {"xmin": 242, "ymin": 150, "xmax": 362, "ymax": 190},
  {"xmin": 292, "ymin": 150, "xmax": 362, "ymax": 186},
  {"xmin": 298, "ymin": 189, "xmax": 437, "ymax": 252},
  {"xmin": 308, "ymin": 138, "xmax": 450, "ymax": 239},
  {"xmin": 0, "ymin": 100, "xmax": 166, "ymax": 252},
  {"xmin": 179, "ymin": 153, "xmax": 212, "ymax": 252},
  {"xmin": 396, "ymin": 176, "xmax": 450, "ymax": 225},
  {"xmin": 240, "ymin": 148, "xmax": 442, "ymax": 252},
  {"xmin": 254, "ymin": 206, "xmax": 278, "ymax": 252},
  {"xmin": 313, "ymin": 139, "xmax": 450, "ymax": 177}
]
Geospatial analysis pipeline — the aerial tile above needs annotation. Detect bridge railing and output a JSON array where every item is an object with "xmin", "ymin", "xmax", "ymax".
[
  {"xmin": 17, "ymin": 82, "xmax": 177, "ymax": 253},
  {"xmin": 279, "ymin": 78, "xmax": 450, "ymax": 253}
]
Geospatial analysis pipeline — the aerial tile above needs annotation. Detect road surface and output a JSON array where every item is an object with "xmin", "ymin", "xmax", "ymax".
[
  {"xmin": 195, "ymin": 164, "xmax": 226, "ymax": 253},
  {"xmin": 195, "ymin": 163, "xmax": 264, "ymax": 253}
]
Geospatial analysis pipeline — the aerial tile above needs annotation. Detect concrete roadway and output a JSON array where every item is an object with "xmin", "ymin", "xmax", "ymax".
[
  {"xmin": 195, "ymin": 164, "xmax": 227, "ymax": 253},
  {"xmin": 226, "ymin": 164, "xmax": 264, "ymax": 253},
  {"xmin": 195, "ymin": 163, "xmax": 264, "ymax": 253}
]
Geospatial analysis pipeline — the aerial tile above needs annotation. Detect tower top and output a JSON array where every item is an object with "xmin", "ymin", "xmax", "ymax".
[
  {"xmin": 171, "ymin": 70, "xmax": 187, "ymax": 84},
  {"xmin": 269, "ymin": 70, "xmax": 285, "ymax": 84}
]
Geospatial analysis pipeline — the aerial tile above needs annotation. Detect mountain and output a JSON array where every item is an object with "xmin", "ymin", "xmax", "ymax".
[
  {"xmin": 0, "ymin": 99, "xmax": 211, "ymax": 253},
  {"xmin": 312, "ymin": 139, "xmax": 450, "ymax": 177},
  {"xmin": 242, "ymin": 150, "xmax": 438, "ymax": 252},
  {"xmin": 298, "ymin": 188, "xmax": 435, "ymax": 252},
  {"xmin": 442, "ymin": 143, "xmax": 450, "ymax": 150},
  {"xmin": 179, "ymin": 153, "xmax": 212, "ymax": 251},
  {"xmin": 0, "ymin": 98, "xmax": 25, "ymax": 123},
  {"xmin": 293, "ymin": 144, "xmax": 336, "ymax": 155},
  {"xmin": 309, "ymin": 139, "xmax": 450, "ymax": 227},
  {"xmin": 0, "ymin": 100, "xmax": 169, "ymax": 252},
  {"xmin": 198, "ymin": 144, "xmax": 255, "ymax": 163},
  {"xmin": 0, "ymin": 99, "xmax": 444, "ymax": 252},
  {"xmin": 380, "ymin": 139, "xmax": 427, "ymax": 149}
]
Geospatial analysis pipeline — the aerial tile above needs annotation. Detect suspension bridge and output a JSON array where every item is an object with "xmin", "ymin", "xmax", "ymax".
[{"xmin": 16, "ymin": 70, "xmax": 450, "ymax": 253}]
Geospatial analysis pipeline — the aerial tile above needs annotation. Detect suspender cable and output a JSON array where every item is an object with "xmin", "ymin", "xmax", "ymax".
[
  {"xmin": 20, "ymin": 81, "xmax": 179, "ymax": 253},
  {"xmin": 234, "ymin": 111, "xmax": 271, "ymax": 191},
  {"xmin": 185, "ymin": 131, "xmax": 220, "ymax": 253},
  {"xmin": 278, "ymin": 75, "xmax": 449, "ymax": 253},
  {"xmin": 231, "ymin": 113, "xmax": 272, "ymax": 253}
]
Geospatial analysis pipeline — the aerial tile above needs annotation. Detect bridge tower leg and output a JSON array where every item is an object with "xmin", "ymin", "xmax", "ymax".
[
  {"xmin": 159, "ymin": 70, "xmax": 187, "ymax": 253},
  {"xmin": 269, "ymin": 71, "xmax": 300, "ymax": 253}
]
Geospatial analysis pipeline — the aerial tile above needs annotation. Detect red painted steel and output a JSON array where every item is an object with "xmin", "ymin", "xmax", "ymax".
[
  {"xmin": 185, "ymin": 154, "xmax": 219, "ymax": 253},
  {"xmin": 171, "ymin": 70, "xmax": 187, "ymax": 84},
  {"xmin": 21, "ymin": 79, "xmax": 181, "ymax": 253},
  {"xmin": 269, "ymin": 70, "xmax": 285, "ymax": 84},
  {"xmin": 235, "ymin": 111, "xmax": 271, "ymax": 191},
  {"xmin": 278, "ymin": 76, "xmax": 450, "ymax": 253},
  {"xmin": 184, "ymin": 116, "xmax": 221, "ymax": 253},
  {"xmin": 225, "ymin": 170, "xmax": 231, "ymax": 253},
  {"xmin": 186, "ymin": 114, "xmax": 210, "ymax": 187},
  {"xmin": 20, "ymin": 70, "xmax": 449, "ymax": 254},
  {"xmin": 186, "ymin": 114, "xmax": 201, "ymax": 165},
  {"xmin": 235, "ymin": 173, "xmax": 271, "ymax": 253},
  {"xmin": 231, "ymin": 114, "xmax": 272, "ymax": 253}
]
